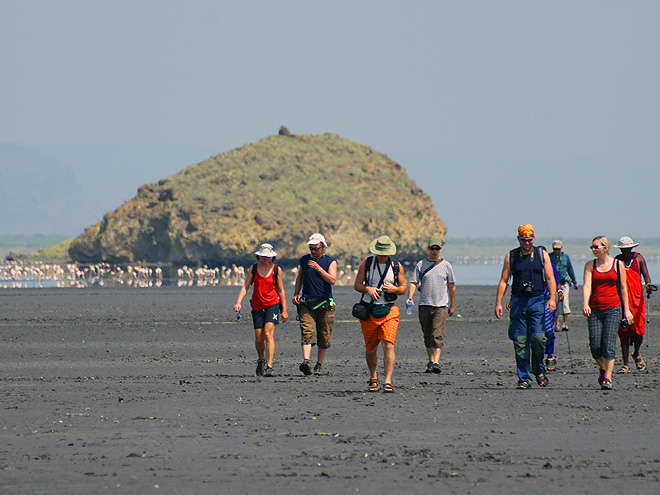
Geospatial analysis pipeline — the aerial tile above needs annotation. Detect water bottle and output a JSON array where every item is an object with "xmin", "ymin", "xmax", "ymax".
[{"xmin": 406, "ymin": 298, "xmax": 413, "ymax": 316}]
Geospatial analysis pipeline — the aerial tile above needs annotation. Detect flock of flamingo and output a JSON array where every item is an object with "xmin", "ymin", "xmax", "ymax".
[{"xmin": 0, "ymin": 261, "xmax": 359, "ymax": 289}]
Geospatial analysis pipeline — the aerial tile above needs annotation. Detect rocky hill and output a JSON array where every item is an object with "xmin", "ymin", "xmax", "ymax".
[{"xmin": 68, "ymin": 132, "xmax": 447, "ymax": 265}]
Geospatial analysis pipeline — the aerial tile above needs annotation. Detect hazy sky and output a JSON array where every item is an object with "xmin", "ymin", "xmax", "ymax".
[{"xmin": 2, "ymin": 1, "xmax": 659, "ymax": 239}]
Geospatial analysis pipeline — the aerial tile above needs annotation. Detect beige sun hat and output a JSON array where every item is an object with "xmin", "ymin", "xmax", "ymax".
[
  {"xmin": 369, "ymin": 235, "xmax": 397, "ymax": 256},
  {"xmin": 255, "ymin": 243, "xmax": 277, "ymax": 257},
  {"xmin": 552, "ymin": 240, "xmax": 562, "ymax": 249},
  {"xmin": 614, "ymin": 236, "xmax": 639, "ymax": 249}
]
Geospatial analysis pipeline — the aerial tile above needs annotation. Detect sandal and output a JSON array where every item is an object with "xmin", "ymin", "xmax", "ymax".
[
  {"xmin": 634, "ymin": 355, "xmax": 646, "ymax": 371},
  {"xmin": 536, "ymin": 374, "xmax": 549, "ymax": 387},
  {"xmin": 368, "ymin": 376, "xmax": 379, "ymax": 392},
  {"xmin": 516, "ymin": 381, "xmax": 531, "ymax": 389},
  {"xmin": 382, "ymin": 383, "xmax": 395, "ymax": 393},
  {"xmin": 616, "ymin": 365, "xmax": 631, "ymax": 374}
]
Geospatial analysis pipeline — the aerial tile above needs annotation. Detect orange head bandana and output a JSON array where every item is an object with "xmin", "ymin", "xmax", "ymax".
[{"xmin": 518, "ymin": 224, "xmax": 535, "ymax": 238}]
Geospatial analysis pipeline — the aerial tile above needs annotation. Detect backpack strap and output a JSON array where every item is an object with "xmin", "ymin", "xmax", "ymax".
[
  {"xmin": 365, "ymin": 256, "xmax": 399, "ymax": 287},
  {"xmin": 420, "ymin": 259, "xmax": 440, "ymax": 282},
  {"xmin": 615, "ymin": 259, "xmax": 624, "ymax": 305},
  {"xmin": 392, "ymin": 258, "xmax": 400, "ymax": 283}
]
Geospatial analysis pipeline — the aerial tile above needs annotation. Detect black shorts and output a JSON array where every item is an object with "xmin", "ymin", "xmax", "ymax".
[{"xmin": 251, "ymin": 303, "xmax": 281, "ymax": 329}]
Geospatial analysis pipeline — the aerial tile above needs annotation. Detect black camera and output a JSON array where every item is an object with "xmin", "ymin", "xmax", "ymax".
[
  {"xmin": 522, "ymin": 282, "xmax": 534, "ymax": 296},
  {"xmin": 620, "ymin": 317, "xmax": 633, "ymax": 329}
]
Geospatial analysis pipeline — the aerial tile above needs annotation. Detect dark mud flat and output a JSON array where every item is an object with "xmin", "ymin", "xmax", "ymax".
[{"xmin": 1, "ymin": 285, "xmax": 659, "ymax": 494}]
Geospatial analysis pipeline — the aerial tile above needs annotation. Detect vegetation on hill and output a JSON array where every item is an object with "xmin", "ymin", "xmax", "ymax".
[{"xmin": 68, "ymin": 133, "xmax": 447, "ymax": 265}]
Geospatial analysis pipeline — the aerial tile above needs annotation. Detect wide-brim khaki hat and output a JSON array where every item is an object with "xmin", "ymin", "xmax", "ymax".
[
  {"xmin": 369, "ymin": 235, "xmax": 397, "ymax": 256},
  {"xmin": 614, "ymin": 236, "xmax": 639, "ymax": 249}
]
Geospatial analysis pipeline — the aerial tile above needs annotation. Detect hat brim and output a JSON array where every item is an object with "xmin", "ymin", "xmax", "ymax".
[
  {"xmin": 255, "ymin": 251, "xmax": 277, "ymax": 257},
  {"xmin": 307, "ymin": 240, "xmax": 327, "ymax": 247},
  {"xmin": 614, "ymin": 243, "xmax": 639, "ymax": 249}
]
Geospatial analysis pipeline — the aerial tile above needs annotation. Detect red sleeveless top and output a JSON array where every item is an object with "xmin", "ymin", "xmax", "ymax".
[
  {"xmin": 589, "ymin": 259, "xmax": 620, "ymax": 310},
  {"xmin": 251, "ymin": 266, "xmax": 280, "ymax": 311}
]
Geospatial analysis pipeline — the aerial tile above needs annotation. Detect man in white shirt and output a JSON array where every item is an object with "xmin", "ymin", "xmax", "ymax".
[{"xmin": 407, "ymin": 238, "xmax": 456, "ymax": 373}]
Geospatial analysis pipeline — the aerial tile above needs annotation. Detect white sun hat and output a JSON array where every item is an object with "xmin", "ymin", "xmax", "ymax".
[{"xmin": 255, "ymin": 243, "xmax": 277, "ymax": 257}]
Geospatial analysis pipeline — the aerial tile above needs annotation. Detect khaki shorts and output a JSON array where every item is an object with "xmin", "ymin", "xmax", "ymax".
[
  {"xmin": 556, "ymin": 282, "xmax": 571, "ymax": 315},
  {"xmin": 418, "ymin": 305, "xmax": 447, "ymax": 348},
  {"xmin": 298, "ymin": 304, "xmax": 335, "ymax": 349}
]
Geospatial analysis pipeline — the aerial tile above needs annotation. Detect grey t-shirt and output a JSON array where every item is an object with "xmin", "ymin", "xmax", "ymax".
[{"xmin": 410, "ymin": 258, "xmax": 456, "ymax": 307}]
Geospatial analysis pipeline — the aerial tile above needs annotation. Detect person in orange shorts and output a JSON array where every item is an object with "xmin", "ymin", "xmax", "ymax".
[{"xmin": 353, "ymin": 236, "xmax": 407, "ymax": 393}]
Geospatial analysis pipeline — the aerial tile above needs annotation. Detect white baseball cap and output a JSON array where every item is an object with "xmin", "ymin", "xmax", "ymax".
[{"xmin": 307, "ymin": 233, "xmax": 327, "ymax": 247}]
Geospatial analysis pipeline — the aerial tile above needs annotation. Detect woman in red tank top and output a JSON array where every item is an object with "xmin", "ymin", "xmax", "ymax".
[
  {"xmin": 234, "ymin": 243, "xmax": 288, "ymax": 377},
  {"xmin": 582, "ymin": 236, "xmax": 633, "ymax": 390}
]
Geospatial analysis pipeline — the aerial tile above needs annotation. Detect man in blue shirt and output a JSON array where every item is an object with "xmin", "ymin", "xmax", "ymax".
[
  {"xmin": 495, "ymin": 225, "xmax": 557, "ymax": 389},
  {"xmin": 549, "ymin": 240, "xmax": 579, "ymax": 331},
  {"xmin": 292, "ymin": 233, "xmax": 338, "ymax": 375}
]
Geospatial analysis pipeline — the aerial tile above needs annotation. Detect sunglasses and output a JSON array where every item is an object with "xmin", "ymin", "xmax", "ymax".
[
  {"xmin": 519, "ymin": 237, "xmax": 534, "ymax": 243},
  {"xmin": 590, "ymin": 245, "xmax": 605, "ymax": 250},
  {"xmin": 309, "ymin": 246, "xmax": 323, "ymax": 251},
  {"xmin": 429, "ymin": 246, "xmax": 441, "ymax": 251}
]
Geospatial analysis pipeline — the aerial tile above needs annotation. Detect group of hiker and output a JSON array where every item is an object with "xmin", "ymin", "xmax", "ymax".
[
  {"xmin": 234, "ymin": 227, "xmax": 654, "ymax": 391},
  {"xmin": 495, "ymin": 225, "xmax": 655, "ymax": 390},
  {"xmin": 234, "ymin": 233, "xmax": 455, "ymax": 392}
]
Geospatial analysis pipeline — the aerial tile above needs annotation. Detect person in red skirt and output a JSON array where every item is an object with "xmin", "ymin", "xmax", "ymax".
[{"xmin": 614, "ymin": 236, "xmax": 654, "ymax": 373}]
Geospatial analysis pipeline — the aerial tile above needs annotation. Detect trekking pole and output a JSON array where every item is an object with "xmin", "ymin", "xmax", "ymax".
[
  {"xmin": 565, "ymin": 327, "xmax": 574, "ymax": 369},
  {"xmin": 646, "ymin": 284, "xmax": 657, "ymax": 357}
]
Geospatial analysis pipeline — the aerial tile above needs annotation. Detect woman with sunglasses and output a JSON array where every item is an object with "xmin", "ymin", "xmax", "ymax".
[
  {"xmin": 234, "ymin": 243, "xmax": 288, "ymax": 377},
  {"xmin": 582, "ymin": 236, "xmax": 634, "ymax": 390}
]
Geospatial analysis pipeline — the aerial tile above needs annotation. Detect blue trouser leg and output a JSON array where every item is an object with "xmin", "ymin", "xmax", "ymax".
[
  {"xmin": 545, "ymin": 329, "xmax": 555, "ymax": 356},
  {"xmin": 544, "ymin": 299, "xmax": 556, "ymax": 356},
  {"xmin": 510, "ymin": 294, "xmax": 547, "ymax": 383}
]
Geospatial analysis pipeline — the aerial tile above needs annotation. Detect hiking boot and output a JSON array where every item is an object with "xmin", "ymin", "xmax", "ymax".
[
  {"xmin": 425, "ymin": 362, "xmax": 433, "ymax": 373},
  {"xmin": 431, "ymin": 363, "xmax": 441, "ymax": 374},
  {"xmin": 545, "ymin": 357, "xmax": 556, "ymax": 371},
  {"xmin": 299, "ymin": 359, "xmax": 312, "ymax": 376},
  {"xmin": 264, "ymin": 365, "xmax": 274, "ymax": 377},
  {"xmin": 256, "ymin": 358, "xmax": 266, "ymax": 376},
  {"xmin": 313, "ymin": 362, "xmax": 323, "ymax": 374}
]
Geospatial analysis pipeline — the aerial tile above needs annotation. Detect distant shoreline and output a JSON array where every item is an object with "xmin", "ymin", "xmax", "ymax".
[{"xmin": 4, "ymin": 234, "xmax": 660, "ymax": 267}]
